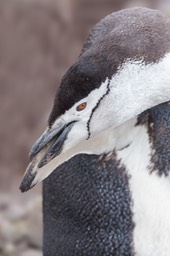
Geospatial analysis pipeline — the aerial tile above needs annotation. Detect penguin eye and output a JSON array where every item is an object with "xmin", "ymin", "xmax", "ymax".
[{"xmin": 76, "ymin": 102, "xmax": 87, "ymax": 111}]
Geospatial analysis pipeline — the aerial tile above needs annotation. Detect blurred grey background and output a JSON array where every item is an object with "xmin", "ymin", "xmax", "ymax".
[{"xmin": 0, "ymin": 0, "xmax": 170, "ymax": 255}]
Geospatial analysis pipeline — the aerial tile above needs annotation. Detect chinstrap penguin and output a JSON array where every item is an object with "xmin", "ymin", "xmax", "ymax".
[{"xmin": 20, "ymin": 7, "xmax": 170, "ymax": 256}]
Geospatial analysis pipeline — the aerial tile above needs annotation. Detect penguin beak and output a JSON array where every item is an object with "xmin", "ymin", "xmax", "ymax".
[
  {"xmin": 20, "ymin": 120, "xmax": 76, "ymax": 192},
  {"xmin": 29, "ymin": 120, "xmax": 75, "ymax": 167}
]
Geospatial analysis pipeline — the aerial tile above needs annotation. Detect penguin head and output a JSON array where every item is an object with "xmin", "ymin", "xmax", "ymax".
[{"xmin": 20, "ymin": 7, "xmax": 170, "ymax": 191}]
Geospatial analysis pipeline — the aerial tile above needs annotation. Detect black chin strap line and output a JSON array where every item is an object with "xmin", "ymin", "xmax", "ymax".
[{"xmin": 86, "ymin": 79, "xmax": 111, "ymax": 139}]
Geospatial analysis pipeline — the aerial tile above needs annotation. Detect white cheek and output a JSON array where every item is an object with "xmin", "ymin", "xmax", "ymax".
[
  {"xmin": 63, "ymin": 122, "xmax": 88, "ymax": 152},
  {"xmin": 89, "ymin": 98, "xmax": 114, "ymax": 136}
]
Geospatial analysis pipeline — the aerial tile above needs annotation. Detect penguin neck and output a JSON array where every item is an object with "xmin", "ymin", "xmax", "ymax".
[
  {"xmin": 77, "ymin": 117, "xmax": 141, "ymax": 156},
  {"xmin": 42, "ymin": 118, "xmax": 139, "ymax": 256}
]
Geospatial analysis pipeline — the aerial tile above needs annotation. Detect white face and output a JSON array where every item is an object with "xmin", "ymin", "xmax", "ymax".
[
  {"xmin": 60, "ymin": 52, "xmax": 170, "ymax": 152},
  {"xmin": 53, "ymin": 78, "xmax": 111, "ymax": 153},
  {"xmin": 20, "ymin": 52, "xmax": 170, "ymax": 191}
]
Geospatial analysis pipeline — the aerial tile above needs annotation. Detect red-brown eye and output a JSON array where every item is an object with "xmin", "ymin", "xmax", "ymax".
[{"xmin": 76, "ymin": 102, "xmax": 87, "ymax": 111}]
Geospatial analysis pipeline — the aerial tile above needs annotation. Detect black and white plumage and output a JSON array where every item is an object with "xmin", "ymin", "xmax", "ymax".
[{"xmin": 20, "ymin": 7, "xmax": 170, "ymax": 256}]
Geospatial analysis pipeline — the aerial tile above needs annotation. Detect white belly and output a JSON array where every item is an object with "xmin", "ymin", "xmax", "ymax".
[{"xmin": 118, "ymin": 125, "xmax": 170, "ymax": 256}]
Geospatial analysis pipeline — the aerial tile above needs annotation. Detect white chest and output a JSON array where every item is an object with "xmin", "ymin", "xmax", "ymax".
[{"xmin": 117, "ymin": 126, "xmax": 170, "ymax": 256}]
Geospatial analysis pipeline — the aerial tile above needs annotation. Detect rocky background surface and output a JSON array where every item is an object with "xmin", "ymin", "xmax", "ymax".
[
  {"xmin": 0, "ymin": 0, "xmax": 169, "ymax": 255},
  {"xmin": 0, "ymin": 190, "xmax": 42, "ymax": 256}
]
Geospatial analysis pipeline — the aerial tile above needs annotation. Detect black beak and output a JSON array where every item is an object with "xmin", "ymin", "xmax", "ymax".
[
  {"xmin": 19, "ymin": 120, "xmax": 75, "ymax": 192},
  {"xmin": 30, "ymin": 121, "xmax": 75, "ymax": 167},
  {"xmin": 37, "ymin": 122, "xmax": 75, "ymax": 168},
  {"xmin": 29, "ymin": 119, "xmax": 66, "ymax": 161}
]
